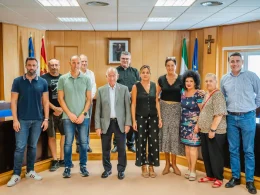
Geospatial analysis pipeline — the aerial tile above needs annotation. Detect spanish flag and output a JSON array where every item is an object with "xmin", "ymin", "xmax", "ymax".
[{"xmin": 40, "ymin": 37, "xmax": 47, "ymax": 75}]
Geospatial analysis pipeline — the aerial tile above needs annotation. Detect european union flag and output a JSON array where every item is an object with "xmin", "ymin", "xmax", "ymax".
[
  {"xmin": 28, "ymin": 36, "xmax": 35, "ymax": 57},
  {"xmin": 192, "ymin": 38, "xmax": 198, "ymax": 72}
]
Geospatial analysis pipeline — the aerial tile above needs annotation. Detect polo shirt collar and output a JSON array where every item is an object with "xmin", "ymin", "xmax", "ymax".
[
  {"xmin": 23, "ymin": 74, "xmax": 39, "ymax": 80},
  {"xmin": 69, "ymin": 71, "xmax": 84, "ymax": 78}
]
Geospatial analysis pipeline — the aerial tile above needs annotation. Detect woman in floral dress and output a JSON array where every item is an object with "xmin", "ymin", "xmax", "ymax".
[{"xmin": 180, "ymin": 70, "xmax": 203, "ymax": 181}]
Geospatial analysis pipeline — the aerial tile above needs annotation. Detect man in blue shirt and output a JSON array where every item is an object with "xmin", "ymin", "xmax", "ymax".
[
  {"xmin": 7, "ymin": 57, "xmax": 49, "ymax": 187},
  {"xmin": 221, "ymin": 52, "xmax": 260, "ymax": 194}
]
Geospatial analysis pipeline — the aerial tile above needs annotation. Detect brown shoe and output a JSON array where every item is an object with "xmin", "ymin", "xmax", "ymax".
[
  {"xmin": 149, "ymin": 166, "xmax": 157, "ymax": 178},
  {"xmin": 141, "ymin": 165, "xmax": 149, "ymax": 178}
]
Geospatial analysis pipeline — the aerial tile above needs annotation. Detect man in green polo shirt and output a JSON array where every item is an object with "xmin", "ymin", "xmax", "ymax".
[{"xmin": 58, "ymin": 55, "xmax": 92, "ymax": 178}]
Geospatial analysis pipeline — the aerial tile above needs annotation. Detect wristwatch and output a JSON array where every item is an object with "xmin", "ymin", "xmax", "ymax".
[
  {"xmin": 210, "ymin": 128, "xmax": 216, "ymax": 132},
  {"xmin": 82, "ymin": 111, "xmax": 88, "ymax": 116}
]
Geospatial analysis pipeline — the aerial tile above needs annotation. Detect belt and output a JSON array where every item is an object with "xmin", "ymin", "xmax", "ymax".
[
  {"xmin": 110, "ymin": 118, "xmax": 117, "ymax": 121},
  {"xmin": 228, "ymin": 111, "xmax": 249, "ymax": 116}
]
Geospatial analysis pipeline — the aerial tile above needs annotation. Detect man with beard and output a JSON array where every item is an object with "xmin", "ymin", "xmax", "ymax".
[
  {"xmin": 42, "ymin": 59, "xmax": 66, "ymax": 171},
  {"xmin": 111, "ymin": 51, "xmax": 140, "ymax": 153},
  {"xmin": 7, "ymin": 57, "xmax": 49, "ymax": 187}
]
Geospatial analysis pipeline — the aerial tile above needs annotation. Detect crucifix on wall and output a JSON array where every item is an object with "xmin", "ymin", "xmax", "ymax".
[{"xmin": 205, "ymin": 35, "xmax": 215, "ymax": 54}]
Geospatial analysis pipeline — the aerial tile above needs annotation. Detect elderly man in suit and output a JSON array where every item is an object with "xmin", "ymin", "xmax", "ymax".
[{"xmin": 95, "ymin": 67, "xmax": 132, "ymax": 180}]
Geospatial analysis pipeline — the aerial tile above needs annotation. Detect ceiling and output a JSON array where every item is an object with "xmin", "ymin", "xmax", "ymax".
[{"xmin": 0, "ymin": 0, "xmax": 260, "ymax": 31}]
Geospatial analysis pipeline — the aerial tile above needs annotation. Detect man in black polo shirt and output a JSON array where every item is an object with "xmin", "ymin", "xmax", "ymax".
[
  {"xmin": 7, "ymin": 57, "xmax": 49, "ymax": 187},
  {"xmin": 111, "ymin": 51, "xmax": 140, "ymax": 153},
  {"xmin": 42, "ymin": 59, "xmax": 66, "ymax": 171}
]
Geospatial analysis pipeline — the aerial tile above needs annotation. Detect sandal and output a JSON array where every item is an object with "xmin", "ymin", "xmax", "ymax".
[
  {"xmin": 172, "ymin": 165, "xmax": 181, "ymax": 176},
  {"xmin": 198, "ymin": 177, "xmax": 215, "ymax": 183},
  {"xmin": 189, "ymin": 172, "xmax": 197, "ymax": 181},
  {"xmin": 212, "ymin": 180, "xmax": 223, "ymax": 188},
  {"xmin": 141, "ymin": 165, "xmax": 149, "ymax": 178},
  {"xmin": 162, "ymin": 165, "xmax": 171, "ymax": 175},
  {"xmin": 184, "ymin": 170, "xmax": 190, "ymax": 179},
  {"xmin": 149, "ymin": 166, "xmax": 157, "ymax": 178}
]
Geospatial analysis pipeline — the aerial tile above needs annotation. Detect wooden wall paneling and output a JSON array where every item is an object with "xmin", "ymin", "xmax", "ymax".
[
  {"xmin": 0, "ymin": 23, "xmax": 3, "ymax": 100},
  {"xmin": 64, "ymin": 31, "xmax": 80, "ymax": 54},
  {"xmin": 45, "ymin": 31, "xmax": 64, "ymax": 60},
  {"xmin": 2, "ymin": 24, "xmax": 18, "ymax": 101},
  {"xmin": 54, "ymin": 46, "xmax": 78, "ymax": 74},
  {"xmin": 124, "ymin": 31, "xmax": 143, "ymax": 72},
  {"xmin": 95, "ymin": 31, "xmax": 112, "ymax": 87},
  {"xmin": 202, "ymin": 27, "xmax": 217, "ymax": 89},
  {"xmin": 248, "ymin": 21, "xmax": 260, "ymax": 45},
  {"xmin": 158, "ymin": 31, "xmax": 174, "ymax": 77},
  {"xmin": 232, "ymin": 23, "xmax": 249, "ymax": 46},
  {"xmin": 79, "ymin": 32, "xmax": 96, "ymax": 72},
  {"xmin": 17, "ymin": 27, "xmax": 28, "ymax": 75},
  {"xmin": 218, "ymin": 25, "xmax": 233, "ymax": 83},
  {"xmin": 142, "ymin": 31, "xmax": 159, "ymax": 82}
]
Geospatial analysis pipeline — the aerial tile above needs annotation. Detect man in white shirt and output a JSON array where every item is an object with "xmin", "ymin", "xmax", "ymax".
[{"xmin": 75, "ymin": 54, "xmax": 97, "ymax": 153}]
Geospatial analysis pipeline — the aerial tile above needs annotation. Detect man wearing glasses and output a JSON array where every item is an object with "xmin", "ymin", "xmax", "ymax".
[{"xmin": 111, "ymin": 51, "xmax": 140, "ymax": 153}]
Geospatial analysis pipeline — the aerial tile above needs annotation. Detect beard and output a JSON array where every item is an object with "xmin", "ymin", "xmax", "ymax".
[{"xmin": 27, "ymin": 69, "xmax": 37, "ymax": 76}]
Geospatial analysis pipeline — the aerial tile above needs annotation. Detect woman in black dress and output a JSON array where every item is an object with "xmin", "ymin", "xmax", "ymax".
[{"xmin": 131, "ymin": 65, "xmax": 162, "ymax": 178}]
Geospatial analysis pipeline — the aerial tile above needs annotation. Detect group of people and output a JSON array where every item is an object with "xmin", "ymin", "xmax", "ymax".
[{"xmin": 7, "ymin": 51, "xmax": 260, "ymax": 194}]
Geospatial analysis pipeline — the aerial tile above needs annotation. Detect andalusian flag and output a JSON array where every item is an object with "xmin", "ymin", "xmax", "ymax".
[
  {"xmin": 40, "ymin": 37, "xmax": 47, "ymax": 75},
  {"xmin": 28, "ymin": 35, "xmax": 35, "ymax": 57},
  {"xmin": 180, "ymin": 38, "xmax": 188, "ymax": 75}
]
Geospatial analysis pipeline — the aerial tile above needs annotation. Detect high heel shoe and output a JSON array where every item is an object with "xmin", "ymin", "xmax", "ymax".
[
  {"xmin": 141, "ymin": 165, "xmax": 149, "ymax": 178},
  {"xmin": 149, "ymin": 166, "xmax": 157, "ymax": 178}
]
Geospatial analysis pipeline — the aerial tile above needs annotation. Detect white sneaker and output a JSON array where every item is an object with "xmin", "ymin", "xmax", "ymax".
[
  {"xmin": 7, "ymin": 175, "xmax": 21, "ymax": 187},
  {"xmin": 25, "ymin": 171, "xmax": 43, "ymax": 181}
]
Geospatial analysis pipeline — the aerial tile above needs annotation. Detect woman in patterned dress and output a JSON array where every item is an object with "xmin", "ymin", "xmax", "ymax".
[
  {"xmin": 131, "ymin": 65, "xmax": 162, "ymax": 178},
  {"xmin": 157, "ymin": 58, "xmax": 185, "ymax": 176},
  {"xmin": 180, "ymin": 70, "xmax": 203, "ymax": 181}
]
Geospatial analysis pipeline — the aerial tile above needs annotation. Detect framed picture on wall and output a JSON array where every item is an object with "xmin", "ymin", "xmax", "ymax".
[{"xmin": 108, "ymin": 38, "xmax": 131, "ymax": 65}]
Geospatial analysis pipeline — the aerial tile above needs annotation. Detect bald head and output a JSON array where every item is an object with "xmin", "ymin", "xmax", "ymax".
[
  {"xmin": 80, "ymin": 54, "xmax": 88, "ymax": 73},
  {"xmin": 48, "ymin": 58, "xmax": 60, "ymax": 76}
]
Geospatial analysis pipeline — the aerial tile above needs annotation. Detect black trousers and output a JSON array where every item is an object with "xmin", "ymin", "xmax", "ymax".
[
  {"xmin": 201, "ymin": 133, "xmax": 226, "ymax": 180},
  {"xmin": 135, "ymin": 115, "xmax": 159, "ymax": 167},
  {"xmin": 113, "ymin": 126, "xmax": 135, "ymax": 148},
  {"xmin": 101, "ymin": 119, "xmax": 127, "ymax": 172}
]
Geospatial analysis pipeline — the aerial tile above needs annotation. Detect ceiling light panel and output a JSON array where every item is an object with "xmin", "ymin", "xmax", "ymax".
[
  {"xmin": 155, "ymin": 0, "xmax": 195, "ymax": 6},
  {"xmin": 37, "ymin": 0, "xmax": 79, "ymax": 6},
  {"xmin": 58, "ymin": 17, "xmax": 87, "ymax": 22}
]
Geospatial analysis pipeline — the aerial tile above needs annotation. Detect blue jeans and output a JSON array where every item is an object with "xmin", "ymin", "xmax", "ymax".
[
  {"xmin": 63, "ymin": 119, "xmax": 89, "ymax": 167},
  {"xmin": 13, "ymin": 120, "xmax": 42, "ymax": 175},
  {"xmin": 227, "ymin": 111, "xmax": 256, "ymax": 182}
]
